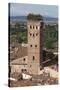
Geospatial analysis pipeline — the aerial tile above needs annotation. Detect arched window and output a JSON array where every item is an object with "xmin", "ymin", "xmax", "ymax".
[
  {"xmin": 35, "ymin": 45, "xmax": 37, "ymax": 47},
  {"xmin": 30, "ymin": 25, "xmax": 32, "ymax": 29},
  {"xmin": 23, "ymin": 58, "xmax": 25, "ymax": 61},
  {"xmin": 36, "ymin": 26, "xmax": 38, "ymax": 29},
  {"xmin": 30, "ymin": 33, "xmax": 32, "ymax": 36},
  {"xmin": 21, "ymin": 69, "xmax": 27, "ymax": 72},
  {"xmin": 33, "ymin": 56, "xmax": 35, "ymax": 60},
  {"xmin": 36, "ymin": 33, "xmax": 38, "ymax": 36},
  {"xmin": 33, "ymin": 34, "xmax": 35, "ymax": 37},
  {"xmin": 30, "ymin": 45, "xmax": 32, "ymax": 47},
  {"xmin": 33, "ymin": 26, "xmax": 34, "ymax": 29}
]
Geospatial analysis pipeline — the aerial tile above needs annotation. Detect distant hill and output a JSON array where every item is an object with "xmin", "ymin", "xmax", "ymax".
[
  {"xmin": 10, "ymin": 16, "xmax": 58, "ymax": 24},
  {"xmin": 10, "ymin": 16, "xmax": 27, "ymax": 22}
]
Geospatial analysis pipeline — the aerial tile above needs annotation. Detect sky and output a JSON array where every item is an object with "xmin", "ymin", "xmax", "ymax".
[{"xmin": 10, "ymin": 3, "xmax": 58, "ymax": 18}]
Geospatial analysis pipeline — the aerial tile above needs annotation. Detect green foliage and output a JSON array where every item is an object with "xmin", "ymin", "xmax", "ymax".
[
  {"xmin": 10, "ymin": 35, "xmax": 17, "ymax": 43},
  {"xmin": 27, "ymin": 13, "xmax": 43, "ymax": 21},
  {"xmin": 45, "ymin": 39, "xmax": 53, "ymax": 49},
  {"xmin": 16, "ymin": 32, "xmax": 27, "ymax": 43},
  {"xmin": 10, "ymin": 21, "xmax": 58, "ymax": 49},
  {"xmin": 10, "ymin": 23, "xmax": 27, "ymax": 44},
  {"xmin": 44, "ymin": 25, "xmax": 58, "ymax": 49}
]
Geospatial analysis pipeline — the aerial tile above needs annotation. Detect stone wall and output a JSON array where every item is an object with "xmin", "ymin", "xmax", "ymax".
[{"xmin": 27, "ymin": 20, "xmax": 43, "ymax": 75}]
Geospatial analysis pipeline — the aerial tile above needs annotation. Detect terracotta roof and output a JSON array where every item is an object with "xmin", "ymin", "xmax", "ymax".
[
  {"xmin": 10, "ymin": 56, "xmax": 28, "ymax": 65},
  {"xmin": 10, "ymin": 44, "xmax": 28, "ymax": 61}
]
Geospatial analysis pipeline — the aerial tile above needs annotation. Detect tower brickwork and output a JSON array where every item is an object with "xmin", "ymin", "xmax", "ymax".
[{"xmin": 27, "ymin": 14, "xmax": 43, "ymax": 75}]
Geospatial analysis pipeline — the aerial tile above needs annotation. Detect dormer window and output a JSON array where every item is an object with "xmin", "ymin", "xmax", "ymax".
[{"xmin": 25, "ymin": 69, "xmax": 27, "ymax": 71}]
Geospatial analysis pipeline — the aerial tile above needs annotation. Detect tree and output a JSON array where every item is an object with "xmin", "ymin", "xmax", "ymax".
[
  {"xmin": 44, "ymin": 25, "xmax": 58, "ymax": 49},
  {"xmin": 27, "ymin": 13, "xmax": 43, "ymax": 21}
]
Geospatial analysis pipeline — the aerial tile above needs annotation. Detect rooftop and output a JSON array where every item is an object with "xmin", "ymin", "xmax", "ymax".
[{"xmin": 10, "ymin": 56, "xmax": 28, "ymax": 65}]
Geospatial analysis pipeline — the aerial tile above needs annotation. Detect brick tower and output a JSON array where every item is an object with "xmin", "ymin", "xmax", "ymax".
[{"xmin": 27, "ymin": 14, "xmax": 43, "ymax": 75}]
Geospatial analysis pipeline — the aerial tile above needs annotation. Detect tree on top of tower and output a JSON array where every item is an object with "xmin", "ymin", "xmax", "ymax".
[{"xmin": 27, "ymin": 13, "xmax": 43, "ymax": 21}]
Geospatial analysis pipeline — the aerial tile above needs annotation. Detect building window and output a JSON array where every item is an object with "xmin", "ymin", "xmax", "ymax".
[
  {"xmin": 21, "ymin": 69, "xmax": 27, "ymax": 72},
  {"xmin": 30, "ymin": 45, "xmax": 32, "ymax": 47},
  {"xmin": 35, "ymin": 45, "xmax": 37, "ymax": 47},
  {"xmin": 33, "ymin": 26, "xmax": 34, "ymax": 29},
  {"xmin": 33, "ymin": 56, "xmax": 35, "ymax": 60},
  {"xmin": 30, "ymin": 33, "xmax": 32, "ymax": 36},
  {"xmin": 36, "ymin": 26, "xmax": 38, "ymax": 29},
  {"xmin": 23, "ymin": 58, "xmax": 25, "ymax": 61},
  {"xmin": 30, "ymin": 25, "xmax": 32, "ymax": 29},
  {"xmin": 33, "ymin": 34, "xmax": 35, "ymax": 37},
  {"xmin": 25, "ymin": 69, "xmax": 27, "ymax": 71},
  {"xmin": 36, "ymin": 33, "xmax": 38, "ymax": 36}
]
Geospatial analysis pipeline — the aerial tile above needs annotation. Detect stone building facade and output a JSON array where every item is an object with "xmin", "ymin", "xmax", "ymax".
[
  {"xmin": 27, "ymin": 20, "xmax": 43, "ymax": 75},
  {"xmin": 10, "ymin": 56, "xmax": 28, "ymax": 74}
]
